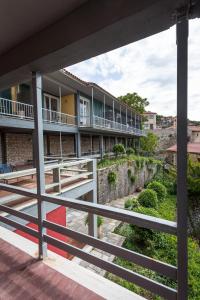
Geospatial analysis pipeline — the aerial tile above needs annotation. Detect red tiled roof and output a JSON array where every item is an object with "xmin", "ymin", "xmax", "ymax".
[
  {"xmin": 189, "ymin": 126, "xmax": 200, "ymax": 132},
  {"xmin": 167, "ymin": 143, "xmax": 200, "ymax": 154}
]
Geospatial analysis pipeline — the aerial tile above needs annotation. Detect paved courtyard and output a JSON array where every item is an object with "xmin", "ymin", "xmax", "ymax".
[{"xmin": 67, "ymin": 194, "xmax": 138, "ymax": 275}]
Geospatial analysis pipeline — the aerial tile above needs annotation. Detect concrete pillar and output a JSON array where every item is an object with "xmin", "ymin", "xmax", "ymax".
[
  {"xmin": 53, "ymin": 167, "xmax": 61, "ymax": 193},
  {"xmin": 32, "ymin": 71, "xmax": 47, "ymax": 259},
  {"xmin": 75, "ymin": 132, "xmax": 81, "ymax": 158},
  {"xmin": 86, "ymin": 159, "xmax": 97, "ymax": 238},
  {"xmin": 100, "ymin": 135, "xmax": 104, "ymax": 158}
]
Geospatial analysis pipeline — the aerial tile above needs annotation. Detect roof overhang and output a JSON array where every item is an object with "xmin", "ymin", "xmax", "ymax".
[{"xmin": 0, "ymin": 0, "xmax": 200, "ymax": 89}]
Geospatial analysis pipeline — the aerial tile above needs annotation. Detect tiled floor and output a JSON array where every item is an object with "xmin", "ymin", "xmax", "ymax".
[{"xmin": 0, "ymin": 238, "xmax": 104, "ymax": 300}]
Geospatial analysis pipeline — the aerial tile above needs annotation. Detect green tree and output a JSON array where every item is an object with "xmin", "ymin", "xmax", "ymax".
[
  {"xmin": 118, "ymin": 92, "xmax": 149, "ymax": 114},
  {"xmin": 140, "ymin": 132, "xmax": 158, "ymax": 154}
]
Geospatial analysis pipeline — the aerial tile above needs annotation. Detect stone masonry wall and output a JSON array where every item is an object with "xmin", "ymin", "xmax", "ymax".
[
  {"xmin": 49, "ymin": 135, "xmax": 75, "ymax": 156},
  {"xmin": 6, "ymin": 133, "xmax": 33, "ymax": 164},
  {"xmin": 97, "ymin": 161, "xmax": 157, "ymax": 204}
]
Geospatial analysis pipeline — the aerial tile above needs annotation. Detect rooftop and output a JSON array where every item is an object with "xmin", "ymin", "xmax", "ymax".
[{"xmin": 167, "ymin": 143, "xmax": 200, "ymax": 154}]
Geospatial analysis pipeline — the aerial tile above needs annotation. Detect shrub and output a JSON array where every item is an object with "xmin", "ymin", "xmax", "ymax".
[
  {"xmin": 126, "ymin": 147, "xmax": 135, "ymax": 155},
  {"xmin": 113, "ymin": 144, "xmax": 126, "ymax": 156},
  {"xmin": 147, "ymin": 181, "xmax": 167, "ymax": 202},
  {"xmin": 124, "ymin": 198, "xmax": 138, "ymax": 210},
  {"xmin": 137, "ymin": 189, "xmax": 158, "ymax": 208},
  {"xmin": 127, "ymin": 169, "xmax": 132, "ymax": 178},
  {"xmin": 85, "ymin": 215, "xmax": 104, "ymax": 227},
  {"xmin": 130, "ymin": 175, "xmax": 136, "ymax": 184},
  {"xmin": 107, "ymin": 171, "xmax": 117, "ymax": 185}
]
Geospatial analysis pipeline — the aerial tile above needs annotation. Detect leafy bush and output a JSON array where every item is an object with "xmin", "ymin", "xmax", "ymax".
[
  {"xmin": 147, "ymin": 181, "xmax": 167, "ymax": 201},
  {"xmin": 127, "ymin": 169, "xmax": 132, "ymax": 178},
  {"xmin": 85, "ymin": 215, "xmax": 104, "ymax": 227},
  {"xmin": 107, "ymin": 171, "xmax": 117, "ymax": 185},
  {"xmin": 124, "ymin": 198, "xmax": 138, "ymax": 210},
  {"xmin": 113, "ymin": 143, "xmax": 126, "ymax": 156},
  {"xmin": 126, "ymin": 148, "xmax": 135, "ymax": 155},
  {"xmin": 130, "ymin": 175, "xmax": 136, "ymax": 184},
  {"xmin": 137, "ymin": 189, "xmax": 158, "ymax": 208}
]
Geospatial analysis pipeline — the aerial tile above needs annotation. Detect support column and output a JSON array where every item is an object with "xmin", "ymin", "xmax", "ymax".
[
  {"xmin": 112, "ymin": 100, "xmax": 115, "ymax": 122},
  {"xmin": 32, "ymin": 71, "xmax": 47, "ymax": 259},
  {"xmin": 91, "ymin": 87, "xmax": 94, "ymax": 126},
  {"xmin": 100, "ymin": 135, "xmax": 104, "ymax": 159},
  {"xmin": 76, "ymin": 92, "xmax": 80, "ymax": 126},
  {"xmin": 1, "ymin": 132, "xmax": 7, "ymax": 164},
  {"xmin": 87, "ymin": 159, "xmax": 97, "ymax": 238},
  {"xmin": 125, "ymin": 138, "xmax": 128, "ymax": 149},
  {"xmin": 53, "ymin": 167, "xmax": 61, "ymax": 193},
  {"xmin": 176, "ymin": 16, "xmax": 188, "ymax": 300},
  {"xmin": 75, "ymin": 132, "xmax": 81, "ymax": 158}
]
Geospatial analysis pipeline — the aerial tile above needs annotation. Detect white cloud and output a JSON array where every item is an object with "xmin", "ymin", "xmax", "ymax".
[{"xmin": 67, "ymin": 19, "xmax": 200, "ymax": 121}]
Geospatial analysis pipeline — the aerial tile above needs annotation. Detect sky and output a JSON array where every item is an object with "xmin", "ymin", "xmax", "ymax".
[{"xmin": 67, "ymin": 19, "xmax": 200, "ymax": 121}]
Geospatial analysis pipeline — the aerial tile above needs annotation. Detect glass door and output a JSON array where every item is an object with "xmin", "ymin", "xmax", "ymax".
[
  {"xmin": 44, "ymin": 94, "xmax": 60, "ymax": 122},
  {"xmin": 80, "ymin": 96, "xmax": 90, "ymax": 125}
]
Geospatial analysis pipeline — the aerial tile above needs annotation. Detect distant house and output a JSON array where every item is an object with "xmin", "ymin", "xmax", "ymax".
[
  {"xmin": 166, "ymin": 143, "xmax": 200, "ymax": 165},
  {"xmin": 188, "ymin": 126, "xmax": 200, "ymax": 143},
  {"xmin": 143, "ymin": 111, "xmax": 157, "ymax": 130}
]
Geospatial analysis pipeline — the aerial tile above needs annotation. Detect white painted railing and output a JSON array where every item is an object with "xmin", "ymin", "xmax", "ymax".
[
  {"xmin": 92, "ymin": 115, "xmax": 146, "ymax": 136},
  {"xmin": 42, "ymin": 108, "xmax": 77, "ymax": 126},
  {"xmin": 0, "ymin": 97, "xmax": 77, "ymax": 126},
  {"xmin": 0, "ymin": 97, "xmax": 33, "ymax": 119}
]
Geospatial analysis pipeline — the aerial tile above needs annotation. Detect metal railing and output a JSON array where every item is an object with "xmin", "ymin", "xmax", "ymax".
[
  {"xmin": 42, "ymin": 108, "xmax": 77, "ymax": 126},
  {"xmin": 0, "ymin": 97, "xmax": 77, "ymax": 126},
  {"xmin": 0, "ymin": 157, "xmax": 178, "ymax": 300},
  {"xmin": 0, "ymin": 97, "xmax": 33, "ymax": 119},
  {"xmin": 80, "ymin": 115, "xmax": 146, "ymax": 136}
]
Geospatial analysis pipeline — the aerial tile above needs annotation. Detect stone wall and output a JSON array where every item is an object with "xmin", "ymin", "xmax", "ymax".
[
  {"xmin": 6, "ymin": 133, "xmax": 33, "ymax": 164},
  {"xmin": 81, "ymin": 135, "xmax": 91, "ymax": 154},
  {"xmin": 97, "ymin": 161, "xmax": 157, "ymax": 204},
  {"xmin": 49, "ymin": 135, "xmax": 75, "ymax": 155}
]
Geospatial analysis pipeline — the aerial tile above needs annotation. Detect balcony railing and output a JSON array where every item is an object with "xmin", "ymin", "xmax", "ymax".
[
  {"xmin": 80, "ymin": 115, "xmax": 146, "ymax": 136},
  {"xmin": 42, "ymin": 108, "xmax": 77, "ymax": 126},
  {"xmin": 0, "ymin": 97, "xmax": 77, "ymax": 126},
  {"xmin": 0, "ymin": 97, "xmax": 34, "ymax": 119}
]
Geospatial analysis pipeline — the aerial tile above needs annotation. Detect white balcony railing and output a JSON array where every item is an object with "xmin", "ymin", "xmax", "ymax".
[
  {"xmin": 0, "ymin": 97, "xmax": 77, "ymax": 126},
  {"xmin": 0, "ymin": 97, "xmax": 34, "ymax": 119},
  {"xmin": 42, "ymin": 108, "xmax": 77, "ymax": 126},
  {"xmin": 79, "ymin": 115, "xmax": 146, "ymax": 136}
]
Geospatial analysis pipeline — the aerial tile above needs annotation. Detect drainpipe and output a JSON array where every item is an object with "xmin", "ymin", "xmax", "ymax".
[
  {"xmin": 59, "ymin": 86, "xmax": 62, "ymax": 158},
  {"xmin": 104, "ymin": 94, "xmax": 106, "ymax": 127}
]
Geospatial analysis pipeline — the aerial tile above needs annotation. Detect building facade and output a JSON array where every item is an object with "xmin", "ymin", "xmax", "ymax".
[
  {"xmin": 0, "ymin": 70, "xmax": 145, "ymax": 168},
  {"xmin": 143, "ymin": 111, "xmax": 157, "ymax": 130}
]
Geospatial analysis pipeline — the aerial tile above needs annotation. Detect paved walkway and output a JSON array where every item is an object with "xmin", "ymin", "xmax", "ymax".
[{"xmin": 67, "ymin": 194, "xmax": 138, "ymax": 275}]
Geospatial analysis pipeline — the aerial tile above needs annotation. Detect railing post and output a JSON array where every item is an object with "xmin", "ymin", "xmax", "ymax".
[
  {"xmin": 53, "ymin": 167, "xmax": 61, "ymax": 193},
  {"xmin": 87, "ymin": 159, "xmax": 97, "ymax": 238},
  {"xmin": 32, "ymin": 71, "xmax": 47, "ymax": 259},
  {"xmin": 77, "ymin": 91, "xmax": 80, "ymax": 127},
  {"xmin": 176, "ymin": 15, "xmax": 188, "ymax": 300}
]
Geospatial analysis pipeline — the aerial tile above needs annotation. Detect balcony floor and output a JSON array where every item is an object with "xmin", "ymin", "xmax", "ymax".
[{"xmin": 0, "ymin": 238, "xmax": 103, "ymax": 300}]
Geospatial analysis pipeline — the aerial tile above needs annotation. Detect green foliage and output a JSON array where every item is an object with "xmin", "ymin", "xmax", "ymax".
[
  {"xmin": 140, "ymin": 132, "xmax": 158, "ymax": 154},
  {"xmin": 85, "ymin": 215, "xmax": 104, "ymax": 228},
  {"xmin": 124, "ymin": 198, "xmax": 138, "ymax": 210},
  {"xmin": 127, "ymin": 169, "xmax": 132, "ymax": 178},
  {"xmin": 135, "ymin": 157, "xmax": 145, "ymax": 170},
  {"xmin": 126, "ymin": 147, "xmax": 135, "ymax": 155},
  {"xmin": 153, "ymin": 168, "xmax": 177, "ymax": 195},
  {"xmin": 118, "ymin": 92, "xmax": 149, "ymax": 114},
  {"xmin": 147, "ymin": 181, "xmax": 167, "ymax": 202},
  {"xmin": 130, "ymin": 175, "xmax": 136, "ymax": 184},
  {"xmin": 137, "ymin": 189, "xmax": 158, "ymax": 208},
  {"xmin": 113, "ymin": 143, "xmax": 126, "ymax": 157},
  {"xmin": 107, "ymin": 171, "xmax": 117, "ymax": 186}
]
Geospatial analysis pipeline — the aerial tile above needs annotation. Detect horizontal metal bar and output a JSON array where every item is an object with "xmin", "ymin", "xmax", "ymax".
[
  {"xmin": 60, "ymin": 172, "xmax": 92, "ymax": 185},
  {"xmin": 42, "ymin": 194, "xmax": 177, "ymax": 235},
  {"xmin": 44, "ymin": 235, "xmax": 177, "ymax": 300},
  {"xmin": 0, "ymin": 205, "xmax": 38, "ymax": 224},
  {"xmin": 44, "ymin": 220, "xmax": 177, "ymax": 280},
  {"xmin": 0, "ymin": 215, "xmax": 39, "ymax": 238},
  {"xmin": 0, "ymin": 183, "xmax": 37, "ymax": 198}
]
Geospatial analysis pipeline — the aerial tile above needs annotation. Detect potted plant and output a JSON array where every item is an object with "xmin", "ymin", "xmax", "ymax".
[{"xmin": 85, "ymin": 215, "xmax": 104, "ymax": 238}]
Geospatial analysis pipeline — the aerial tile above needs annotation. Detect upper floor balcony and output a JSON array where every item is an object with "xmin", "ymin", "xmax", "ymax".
[
  {"xmin": 0, "ymin": 97, "xmax": 77, "ymax": 129},
  {"xmin": 79, "ymin": 115, "xmax": 146, "ymax": 136}
]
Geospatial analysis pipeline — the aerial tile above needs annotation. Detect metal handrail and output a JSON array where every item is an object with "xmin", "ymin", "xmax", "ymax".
[
  {"xmin": 0, "ymin": 97, "xmax": 77, "ymax": 126},
  {"xmin": 92, "ymin": 115, "xmax": 146, "ymax": 136},
  {"xmin": 0, "ymin": 97, "xmax": 33, "ymax": 119}
]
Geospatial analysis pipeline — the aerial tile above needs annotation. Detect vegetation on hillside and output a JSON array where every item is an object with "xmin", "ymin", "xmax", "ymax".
[{"xmin": 106, "ymin": 168, "xmax": 200, "ymax": 300}]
